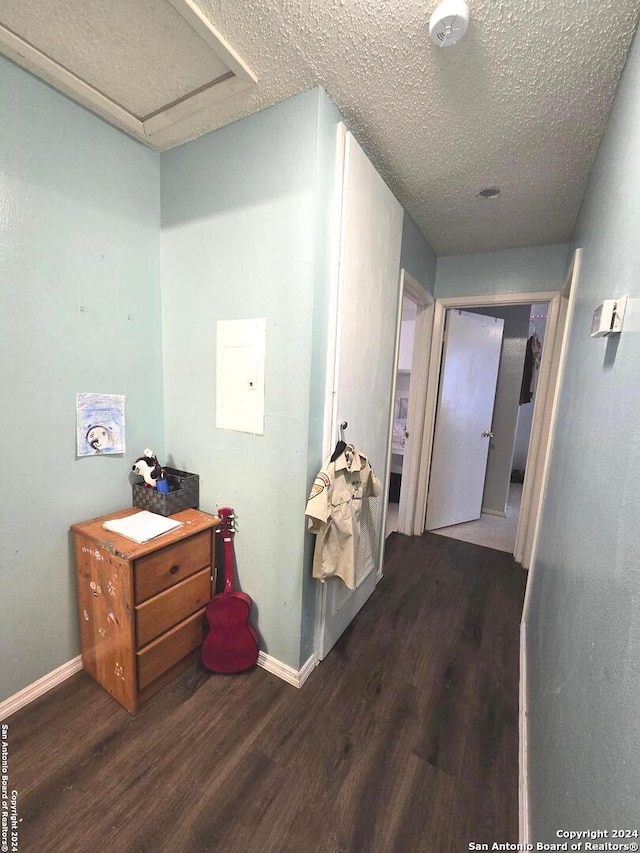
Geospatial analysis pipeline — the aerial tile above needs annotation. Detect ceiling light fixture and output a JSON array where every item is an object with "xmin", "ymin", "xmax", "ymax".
[
  {"xmin": 429, "ymin": 0, "xmax": 470, "ymax": 48},
  {"xmin": 478, "ymin": 187, "xmax": 501, "ymax": 199}
]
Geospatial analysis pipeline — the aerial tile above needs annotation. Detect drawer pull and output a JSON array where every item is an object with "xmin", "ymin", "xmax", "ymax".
[{"xmin": 134, "ymin": 530, "xmax": 212, "ymax": 603}]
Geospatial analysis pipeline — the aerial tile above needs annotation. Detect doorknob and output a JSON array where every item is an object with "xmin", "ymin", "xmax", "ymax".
[{"xmin": 482, "ymin": 430, "xmax": 494, "ymax": 438}]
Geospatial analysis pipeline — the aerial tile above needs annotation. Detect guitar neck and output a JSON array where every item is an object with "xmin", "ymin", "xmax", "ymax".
[
  {"xmin": 222, "ymin": 531, "xmax": 236, "ymax": 594},
  {"xmin": 218, "ymin": 507, "xmax": 237, "ymax": 594}
]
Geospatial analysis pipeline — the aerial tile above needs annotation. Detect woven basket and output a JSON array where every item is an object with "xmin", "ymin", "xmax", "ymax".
[{"xmin": 132, "ymin": 467, "xmax": 199, "ymax": 517}]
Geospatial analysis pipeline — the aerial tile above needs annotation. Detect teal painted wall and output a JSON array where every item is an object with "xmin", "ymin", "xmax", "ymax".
[
  {"xmin": 400, "ymin": 212, "xmax": 437, "ymax": 295},
  {"xmin": 0, "ymin": 57, "xmax": 162, "ymax": 702},
  {"xmin": 161, "ymin": 89, "xmax": 335, "ymax": 670},
  {"xmin": 526, "ymin": 33, "xmax": 640, "ymax": 832},
  {"xmin": 435, "ymin": 244, "xmax": 569, "ymax": 298}
]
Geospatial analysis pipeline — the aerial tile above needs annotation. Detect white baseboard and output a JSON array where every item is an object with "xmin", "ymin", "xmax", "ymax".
[
  {"xmin": 0, "ymin": 656, "xmax": 83, "ymax": 721},
  {"xmin": 519, "ymin": 620, "xmax": 530, "ymax": 844},
  {"xmin": 257, "ymin": 651, "xmax": 319, "ymax": 688},
  {"xmin": 0, "ymin": 649, "xmax": 319, "ymax": 721},
  {"xmin": 482, "ymin": 507, "xmax": 507, "ymax": 517}
]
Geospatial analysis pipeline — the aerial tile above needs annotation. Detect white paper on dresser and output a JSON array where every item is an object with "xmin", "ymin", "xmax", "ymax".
[{"xmin": 102, "ymin": 510, "xmax": 183, "ymax": 544}]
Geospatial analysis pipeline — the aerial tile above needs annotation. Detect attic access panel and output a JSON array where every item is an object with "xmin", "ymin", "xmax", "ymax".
[{"xmin": 0, "ymin": 0, "xmax": 256, "ymax": 148}]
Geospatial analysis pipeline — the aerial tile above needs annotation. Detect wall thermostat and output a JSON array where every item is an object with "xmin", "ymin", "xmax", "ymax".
[{"xmin": 591, "ymin": 295, "xmax": 627, "ymax": 337}]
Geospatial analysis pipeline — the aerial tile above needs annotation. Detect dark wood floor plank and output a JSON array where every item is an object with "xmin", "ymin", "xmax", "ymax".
[{"xmin": 6, "ymin": 532, "xmax": 526, "ymax": 853}]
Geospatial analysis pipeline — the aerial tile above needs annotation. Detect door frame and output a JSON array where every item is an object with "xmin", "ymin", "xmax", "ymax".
[
  {"xmin": 520, "ymin": 249, "xmax": 581, "ymax": 587},
  {"xmin": 412, "ymin": 286, "xmax": 568, "ymax": 567},
  {"xmin": 425, "ymin": 308, "xmax": 506, "ymax": 532},
  {"xmin": 382, "ymin": 270, "xmax": 434, "ymax": 542}
]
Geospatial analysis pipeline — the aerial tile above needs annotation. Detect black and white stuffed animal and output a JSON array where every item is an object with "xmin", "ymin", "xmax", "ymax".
[{"xmin": 132, "ymin": 448, "xmax": 163, "ymax": 488}]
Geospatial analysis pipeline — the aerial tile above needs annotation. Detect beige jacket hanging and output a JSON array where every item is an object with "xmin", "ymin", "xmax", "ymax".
[{"xmin": 305, "ymin": 444, "xmax": 381, "ymax": 590}]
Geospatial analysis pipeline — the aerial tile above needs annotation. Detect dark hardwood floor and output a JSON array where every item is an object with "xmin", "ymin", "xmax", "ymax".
[{"xmin": 6, "ymin": 532, "xmax": 527, "ymax": 853}]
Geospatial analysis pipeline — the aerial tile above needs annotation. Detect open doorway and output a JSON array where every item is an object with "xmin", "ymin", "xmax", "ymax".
[
  {"xmin": 384, "ymin": 271, "xmax": 434, "ymax": 539},
  {"xmin": 430, "ymin": 303, "xmax": 548, "ymax": 554},
  {"xmin": 382, "ymin": 249, "xmax": 580, "ymax": 570},
  {"xmin": 409, "ymin": 252, "xmax": 581, "ymax": 569},
  {"xmin": 386, "ymin": 296, "xmax": 416, "ymax": 536}
]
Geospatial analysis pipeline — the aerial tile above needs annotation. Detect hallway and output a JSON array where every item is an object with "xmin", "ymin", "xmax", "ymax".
[
  {"xmin": 8, "ymin": 534, "xmax": 527, "ymax": 852},
  {"xmin": 433, "ymin": 482, "xmax": 523, "ymax": 554}
]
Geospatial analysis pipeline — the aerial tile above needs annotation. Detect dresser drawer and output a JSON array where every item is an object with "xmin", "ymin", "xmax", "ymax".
[
  {"xmin": 135, "ymin": 567, "xmax": 212, "ymax": 648},
  {"xmin": 137, "ymin": 608, "xmax": 207, "ymax": 690},
  {"xmin": 134, "ymin": 530, "xmax": 211, "ymax": 603}
]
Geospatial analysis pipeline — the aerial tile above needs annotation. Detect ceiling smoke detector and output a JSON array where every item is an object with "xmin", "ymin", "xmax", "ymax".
[{"xmin": 429, "ymin": 0, "xmax": 470, "ymax": 48}]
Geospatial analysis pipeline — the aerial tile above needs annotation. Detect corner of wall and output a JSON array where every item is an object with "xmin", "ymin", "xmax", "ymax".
[
  {"xmin": 400, "ymin": 212, "xmax": 437, "ymax": 294},
  {"xmin": 299, "ymin": 88, "xmax": 345, "ymax": 667}
]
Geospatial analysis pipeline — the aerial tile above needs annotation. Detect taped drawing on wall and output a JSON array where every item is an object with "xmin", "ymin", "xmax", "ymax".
[{"xmin": 76, "ymin": 393, "xmax": 126, "ymax": 456}]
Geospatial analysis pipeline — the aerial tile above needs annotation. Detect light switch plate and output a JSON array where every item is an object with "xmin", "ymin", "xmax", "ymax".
[{"xmin": 591, "ymin": 295, "xmax": 627, "ymax": 337}]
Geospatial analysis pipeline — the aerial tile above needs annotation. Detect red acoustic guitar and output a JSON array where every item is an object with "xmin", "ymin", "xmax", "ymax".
[{"xmin": 201, "ymin": 507, "xmax": 259, "ymax": 673}]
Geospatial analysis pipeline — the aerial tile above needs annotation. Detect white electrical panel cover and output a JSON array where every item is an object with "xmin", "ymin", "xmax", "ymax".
[{"xmin": 216, "ymin": 319, "xmax": 266, "ymax": 434}]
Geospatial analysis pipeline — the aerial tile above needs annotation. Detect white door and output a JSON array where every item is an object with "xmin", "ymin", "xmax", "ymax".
[
  {"xmin": 316, "ymin": 129, "xmax": 403, "ymax": 660},
  {"xmin": 425, "ymin": 309, "xmax": 504, "ymax": 530}
]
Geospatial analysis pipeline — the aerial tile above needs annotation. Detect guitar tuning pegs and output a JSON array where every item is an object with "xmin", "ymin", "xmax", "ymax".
[{"xmin": 217, "ymin": 507, "xmax": 237, "ymax": 533}]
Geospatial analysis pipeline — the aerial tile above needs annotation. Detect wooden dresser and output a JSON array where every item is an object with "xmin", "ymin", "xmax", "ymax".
[{"xmin": 72, "ymin": 507, "xmax": 219, "ymax": 714}]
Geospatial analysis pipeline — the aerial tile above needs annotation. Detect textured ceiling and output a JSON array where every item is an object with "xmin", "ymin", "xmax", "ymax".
[
  {"xmin": 183, "ymin": 0, "xmax": 640, "ymax": 255},
  {"xmin": 3, "ymin": 0, "xmax": 640, "ymax": 255}
]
